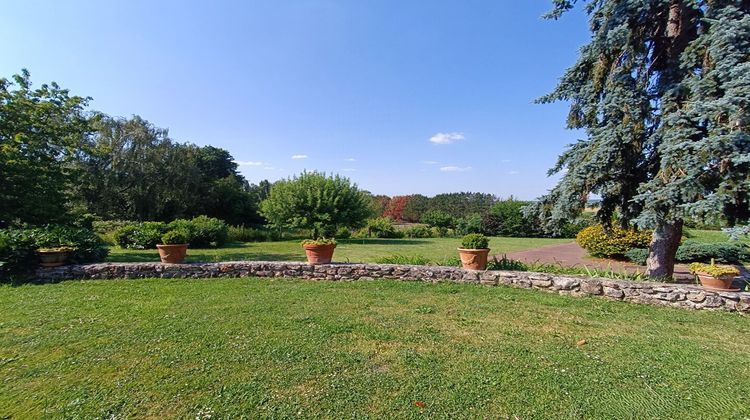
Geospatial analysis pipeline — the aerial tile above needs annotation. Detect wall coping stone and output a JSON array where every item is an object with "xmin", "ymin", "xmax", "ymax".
[{"xmin": 34, "ymin": 261, "xmax": 749, "ymax": 314}]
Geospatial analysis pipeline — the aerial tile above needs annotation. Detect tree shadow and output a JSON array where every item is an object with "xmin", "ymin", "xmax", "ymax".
[
  {"xmin": 106, "ymin": 251, "xmax": 304, "ymax": 263},
  {"xmin": 339, "ymin": 239, "xmax": 431, "ymax": 245}
]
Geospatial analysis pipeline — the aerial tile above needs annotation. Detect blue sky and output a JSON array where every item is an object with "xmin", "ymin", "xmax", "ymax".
[{"xmin": 1, "ymin": 1, "xmax": 589, "ymax": 199}]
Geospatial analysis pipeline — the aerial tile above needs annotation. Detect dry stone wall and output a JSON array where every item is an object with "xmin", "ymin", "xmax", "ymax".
[{"xmin": 35, "ymin": 261, "xmax": 749, "ymax": 313}]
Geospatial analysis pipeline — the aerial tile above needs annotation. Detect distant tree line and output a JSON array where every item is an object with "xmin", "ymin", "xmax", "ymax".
[{"xmin": 0, "ymin": 70, "xmax": 269, "ymax": 228}]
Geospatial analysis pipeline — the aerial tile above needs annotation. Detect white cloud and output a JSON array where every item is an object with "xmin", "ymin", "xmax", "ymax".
[
  {"xmin": 341, "ymin": 168, "xmax": 356, "ymax": 172},
  {"xmin": 429, "ymin": 132, "xmax": 465, "ymax": 145},
  {"xmin": 440, "ymin": 166, "xmax": 472, "ymax": 172},
  {"xmin": 508, "ymin": 170, "xmax": 520, "ymax": 175},
  {"xmin": 420, "ymin": 160, "xmax": 439, "ymax": 165},
  {"xmin": 344, "ymin": 157, "xmax": 356, "ymax": 162},
  {"xmin": 233, "ymin": 160, "xmax": 264, "ymax": 166},
  {"xmin": 291, "ymin": 154, "xmax": 308, "ymax": 160},
  {"xmin": 263, "ymin": 166, "xmax": 276, "ymax": 170}
]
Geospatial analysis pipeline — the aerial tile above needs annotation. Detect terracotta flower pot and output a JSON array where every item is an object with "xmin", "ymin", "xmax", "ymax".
[
  {"xmin": 458, "ymin": 248, "xmax": 490, "ymax": 270},
  {"xmin": 303, "ymin": 243, "xmax": 336, "ymax": 264},
  {"xmin": 156, "ymin": 244, "xmax": 188, "ymax": 264},
  {"xmin": 696, "ymin": 273, "xmax": 738, "ymax": 291},
  {"xmin": 37, "ymin": 249, "xmax": 71, "ymax": 267}
]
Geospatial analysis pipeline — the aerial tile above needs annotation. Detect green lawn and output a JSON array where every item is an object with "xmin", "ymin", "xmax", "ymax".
[
  {"xmin": 106, "ymin": 236, "xmax": 572, "ymax": 263},
  {"xmin": 1, "ymin": 278, "xmax": 748, "ymax": 418}
]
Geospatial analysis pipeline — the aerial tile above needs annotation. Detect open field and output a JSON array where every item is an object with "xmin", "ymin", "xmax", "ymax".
[
  {"xmin": 106, "ymin": 236, "xmax": 574, "ymax": 264},
  {"xmin": 1, "ymin": 278, "xmax": 748, "ymax": 418}
]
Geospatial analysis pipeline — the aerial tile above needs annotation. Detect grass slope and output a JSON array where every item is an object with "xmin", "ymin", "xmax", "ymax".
[
  {"xmin": 1, "ymin": 278, "xmax": 748, "ymax": 418},
  {"xmin": 106, "ymin": 237, "xmax": 572, "ymax": 263}
]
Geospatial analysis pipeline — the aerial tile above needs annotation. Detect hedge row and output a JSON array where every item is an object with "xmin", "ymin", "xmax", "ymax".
[{"xmin": 114, "ymin": 216, "xmax": 228, "ymax": 249}]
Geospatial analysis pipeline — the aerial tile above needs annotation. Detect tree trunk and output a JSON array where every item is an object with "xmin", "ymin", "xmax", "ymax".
[{"xmin": 645, "ymin": 220, "xmax": 683, "ymax": 279}]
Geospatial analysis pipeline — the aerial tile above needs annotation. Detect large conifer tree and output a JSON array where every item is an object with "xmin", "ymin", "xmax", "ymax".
[{"xmin": 531, "ymin": 0, "xmax": 750, "ymax": 277}]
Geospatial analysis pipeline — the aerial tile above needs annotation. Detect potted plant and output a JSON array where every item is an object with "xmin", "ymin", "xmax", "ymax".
[
  {"xmin": 301, "ymin": 238, "xmax": 337, "ymax": 264},
  {"xmin": 458, "ymin": 233, "xmax": 491, "ymax": 270},
  {"xmin": 37, "ymin": 247, "xmax": 74, "ymax": 267},
  {"xmin": 689, "ymin": 259, "xmax": 740, "ymax": 291},
  {"xmin": 156, "ymin": 230, "xmax": 189, "ymax": 264}
]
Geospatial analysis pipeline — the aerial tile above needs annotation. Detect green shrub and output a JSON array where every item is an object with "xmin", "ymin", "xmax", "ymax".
[
  {"xmin": 559, "ymin": 213, "xmax": 595, "ymax": 238},
  {"xmin": 461, "ymin": 233, "xmax": 489, "ymax": 249},
  {"xmin": 115, "ymin": 222, "xmax": 167, "ymax": 249},
  {"xmin": 92, "ymin": 220, "xmax": 137, "ymax": 244},
  {"xmin": 403, "ymin": 225, "xmax": 433, "ymax": 238},
  {"xmin": 576, "ymin": 224, "xmax": 652, "ymax": 258},
  {"xmin": 676, "ymin": 240, "xmax": 749, "ymax": 264},
  {"xmin": 421, "ymin": 210, "xmax": 455, "ymax": 229},
  {"xmin": 161, "ymin": 230, "xmax": 188, "ymax": 245},
  {"xmin": 227, "ymin": 225, "xmax": 281, "ymax": 242},
  {"xmin": 0, "ymin": 229, "xmax": 37, "ymax": 282},
  {"xmin": 623, "ymin": 248, "xmax": 649, "ymax": 265},
  {"xmin": 456, "ymin": 213, "xmax": 484, "ymax": 235},
  {"xmin": 335, "ymin": 227, "xmax": 352, "ymax": 239},
  {"xmin": 481, "ymin": 200, "xmax": 536, "ymax": 237},
  {"xmin": 366, "ymin": 217, "xmax": 400, "ymax": 238},
  {"xmin": 0, "ymin": 226, "xmax": 108, "ymax": 282},
  {"xmin": 169, "ymin": 216, "xmax": 228, "ymax": 248}
]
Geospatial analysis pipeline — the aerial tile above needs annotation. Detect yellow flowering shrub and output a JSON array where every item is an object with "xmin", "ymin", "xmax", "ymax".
[{"xmin": 576, "ymin": 224, "xmax": 652, "ymax": 258}]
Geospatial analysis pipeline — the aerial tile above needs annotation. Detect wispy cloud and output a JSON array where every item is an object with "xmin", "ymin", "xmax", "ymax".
[
  {"xmin": 291, "ymin": 154, "xmax": 308, "ymax": 160},
  {"xmin": 344, "ymin": 157, "xmax": 356, "ymax": 162},
  {"xmin": 440, "ymin": 166, "xmax": 472, "ymax": 172},
  {"xmin": 263, "ymin": 166, "xmax": 276, "ymax": 170},
  {"xmin": 429, "ymin": 132, "xmax": 465, "ymax": 145},
  {"xmin": 420, "ymin": 160, "xmax": 439, "ymax": 165},
  {"xmin": 233, "ymin": 160, "xmax": 264, "ymax": 166}
]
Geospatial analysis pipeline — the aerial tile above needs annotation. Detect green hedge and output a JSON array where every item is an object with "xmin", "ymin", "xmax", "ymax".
[
  {"xmin": 624, "ymin": 240, "xmax": 750, "ymax": 265},
  {"xmin": 114, "ymin": 216, "xmax": 228, "ymax": 249}
]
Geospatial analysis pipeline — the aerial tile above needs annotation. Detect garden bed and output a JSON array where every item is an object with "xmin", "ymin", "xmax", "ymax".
[{"xmin": 36, "ymin": 261, "xmax": 750, "ymax": 313}]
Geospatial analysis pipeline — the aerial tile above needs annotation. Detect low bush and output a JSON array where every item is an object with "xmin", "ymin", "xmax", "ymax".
[
  {"xmin": 115, "ymin": 222, "xmax": 167, "ymax": 249},
  {"xmin": 301, "ymin": 238, "xmax": 337, "ymax": 246},
  {"xmin": 576, "ymin": 224, "xmax": 652, "ymax": 258},
  {"xmin": 456, "ymin": 214, "xmax": 484, "ymax": 235},
  {"xmin": 92, "ymin": 220, "xmax": 137, "ymax": 244},
  {"xmin": 161, "ymin": 230, "xmax": 188, "ymax": 245},
  {"xmin": 676, "ymin": 240, "xmax": 749, "ymax": 264},
  {"xmin": 366, "ymin": 217, "xmax": 402, "ymax": 238},
  {"xmin": 169, "ymin": 216, "xmax": 228, "ymax": 248},
  {"xmin": 227, "ymin": 225, "xmax": 281, "ymax": 242},
  {"xmin": 624, "ymin": 241, "xmax": 750, "ymax": 265},
  {"xmin": 421, "ymin": 210, "xmax": 455, "ymax": 229},
  {"xmin": 461, "ymin": 233, "xmax": 489, "ymax": 250},
  {"xmin": 689, "ymin": 262, "xmax": 740, "ymax": 277},
  {"xmin": 0, "ymin": 226, "xmax": 108, "ymax": 282},
  {"xmin": 335, "ymin": 227, "xmax": 352, "ymax": 239},
  {"xmin": 486, "ymin": 255, "xmax": 528, "ymax": 271},
  {"xmin": 403, "ymin": 225, "xmax": 433, "ymax": 238}
]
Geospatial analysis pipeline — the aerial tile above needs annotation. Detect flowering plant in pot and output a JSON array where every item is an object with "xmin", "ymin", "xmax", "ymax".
[
  {"xmin": 689, "ymin": 259, "xmax": 740, "ymax": 291},
  {"xmin": 458, "ymin": 233, "xmax": 490, "ymax": 270},
  {"xmin": 301, "ymin": 238, "xmax": 337, "ymax": 264},
  {"xmin": 156, "ymin": 230, "xmax": 189, "ymax": 264}
]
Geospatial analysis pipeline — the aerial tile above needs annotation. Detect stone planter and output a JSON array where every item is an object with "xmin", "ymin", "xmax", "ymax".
[
  {"xmin": 457, "ymin": 248, "xmax": 490, "ymax": 270},
  {"xmin": 303, "ymin": 244, "xmax": 336, "ymax": 264},
  {"xmin": 37, "ymin": 249, "xmax": 71, "ymax": 267},
  {"xmin": 156, "ymin": 244, "xmax": 188, "ymax": 264},
  {"xmin": 696, "ymin": 273, "xmax": 739, "ymax": 292}
]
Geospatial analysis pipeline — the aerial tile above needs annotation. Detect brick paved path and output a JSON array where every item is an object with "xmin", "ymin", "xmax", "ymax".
[{"xmin": 501, "ymin": 242, "xmax": 697, "ymax": 281}]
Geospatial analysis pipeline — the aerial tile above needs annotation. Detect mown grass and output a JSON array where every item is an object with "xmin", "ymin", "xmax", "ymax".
[
  {"xmin": 106, "ymin": 236, "xmax": 572, "ymax": 263},
  {"xmin": 1, "ymin": 278, "xmax": 748, "ymax": 418}
]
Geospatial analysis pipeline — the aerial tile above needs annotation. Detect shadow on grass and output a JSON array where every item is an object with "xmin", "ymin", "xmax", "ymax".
[{"xmin": 338, "ymin": 239, "xmax": 431, "ymax": 245}]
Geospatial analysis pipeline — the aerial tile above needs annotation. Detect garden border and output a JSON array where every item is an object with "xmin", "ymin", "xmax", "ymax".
[{"xmin": 35, "ymin": 261, "xmax": 749, "ymax": 313}]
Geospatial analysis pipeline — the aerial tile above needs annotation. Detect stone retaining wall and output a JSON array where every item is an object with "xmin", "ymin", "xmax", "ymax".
[{"xmin": 35, "ymin": 261, "xmax": 749, "ymax": 313}]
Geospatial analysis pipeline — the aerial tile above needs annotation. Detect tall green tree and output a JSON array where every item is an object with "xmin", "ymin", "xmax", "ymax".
[
  {"xmin": 0, "ymin": 70, "xmax": 91, "ymax": 226},
  {"xmin": 530, "ymin": 0, "xmax": 750, "ymax": 278},
  {"xmin": 259, "ymin": 171, "xmax": 372, "ymax": 238}
]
